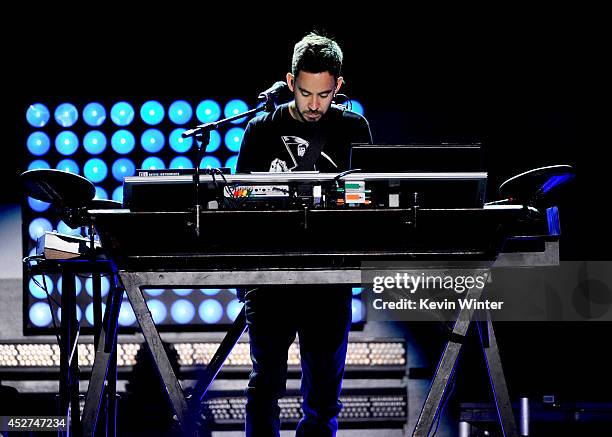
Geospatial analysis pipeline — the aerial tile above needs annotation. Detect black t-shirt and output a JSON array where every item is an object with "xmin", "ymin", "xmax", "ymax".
[{"xmin": 236, "ymin": 102, "xmax": 372, "ymax": 173}]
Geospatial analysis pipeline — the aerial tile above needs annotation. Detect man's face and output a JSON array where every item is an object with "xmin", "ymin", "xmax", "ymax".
[{"xmin": 287, "ymin": 71, "xmax": 343, "ymax": 123}]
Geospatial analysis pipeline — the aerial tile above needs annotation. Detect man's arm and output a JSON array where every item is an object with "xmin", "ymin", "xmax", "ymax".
[{"xmin": 236, "ymin": 119, "xmax": 261, "ymax": 173}]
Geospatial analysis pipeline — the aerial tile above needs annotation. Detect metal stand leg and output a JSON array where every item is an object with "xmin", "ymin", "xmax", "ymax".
[
  {"xmin": 106, "ymin": 344, "xmax": 118, "ymax": 437},
  {"xmin": 413, "ymin": 283, "xmax": 485, "ymax": 437},
  {"xmin": 82, "ymin": 284, "xmax": 123, "ymax": 436},
  {"xmin": 476, "ymin": 312, "xmax": 519, "ymax": 437}
]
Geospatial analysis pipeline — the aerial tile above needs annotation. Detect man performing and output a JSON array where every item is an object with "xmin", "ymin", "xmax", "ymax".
[{"xmin": 236, "ymin": 32, "xmax": 372, "ymax": 437}]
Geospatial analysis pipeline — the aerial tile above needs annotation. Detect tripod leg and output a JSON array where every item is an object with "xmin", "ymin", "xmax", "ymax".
[{"xmin": 476, "ymin": 311, "xmax": 519, "ymax": 437}]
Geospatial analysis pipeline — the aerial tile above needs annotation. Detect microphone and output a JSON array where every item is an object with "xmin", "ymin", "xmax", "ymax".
[{"xmin": 258, "ymin": 81, "xmax": 288, "ymax": 101}]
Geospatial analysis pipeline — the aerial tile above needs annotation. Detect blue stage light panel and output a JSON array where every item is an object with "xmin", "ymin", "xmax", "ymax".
[
  {"xmin": 111, "ymin": 130, "xmax": 136, "ymax": 154},
  {"xmin": 57, "ymin": 306, "xmax": 83, "ymax": 323},
  {"xmin": 196, "ymin": 100, "xmax": 221, "ymax": 123},
  {"xmin": 28, "ymin": 160, "xmax": 50, "ymax": 170},
  {"xmin": 352, "ymin": 287, "xmax": 363, "ymax": 296},
  {"xmin": 141, "ymin": 156, "xmax": 165, "ymax": 170},
  {"xmin": 146, "ymin": 299, "xmax": 167, "ymax": 324},
  {"xmin": 85, "ymin": 275, "xmax": 111, "ymax": 297},
  {"xmin": 112, "ymin": 186, "xmax": 124, "ymax": 203},
  {"xmin": 56, "ymin": 220, "xmax": 82, "ymax": 237},
  {"xmin": 27, "ymin": 132, "xmax": 51, "ymax": 156},
  {"xmin": 205, "ymin": 130, "xmax": 222, "ymax": 153},
  {"xmin": 110, "ymin": 102, "xmax": 135, "ymax": 126},
  {"xmin": 228, "ymin": 288, "xmax": 237, "ymax": 295},
  {"xmin": 29, "ymin": 275, "xmax": 54, "ymax": 299},
  {"xmin": 141, "ymin": 129, "xmax": 165, "ymax": 153},
  {"xmin": 225, "ymin": 155, "xmax": 238, "ymax": 174},
  {"xmin": 29, "ymin": 217, "xmax": 52, "ymax": 241},
  {"xmin": 85, "ymin": 303, "xmax": 107, "ymax": 326},
  {"xmin": 351, "ymin": 298, "xmax": 364, "ymax": 323},
  {"xmin": 54, "ymin": 103, "xmax": 79, "ymax": 127},
  {"xmin": 200, "ymin": 289, "xmax": 220, "ymax": 296},
  {"xmin": 83, "ymin": 102, "xmax": 107, "ymax": 126},
  {"xmin": 83, "ymin": 131, "xmax": 107, "ymax": 155},
  {"xmin": 144, "ymin": 288, "xmax": 164, "ymax": 297},
  {"xmin": 29, "ymin": 302, "xmax": 53, "ymax": 327},
  {"xmin": 169, "ymin": 128, "xmax": 193, "ymax": 153},
  {"xmin": 94, "ymin": 186, "xmax": 108, "ymax": 199},
  {"xmin": 350, "ymin": 100, "xmax": 364, "ymax": 116},
  {"xmin": 172, "ymin": 289, "xmax": 193, "ymax": 297},
  {"xmin": 118, "ymin": 302, "xmax": 136, "ymax": 326},
  {"xmin": 28, "ymin": 196, "xmax": 50, "ymax": 212},
  {"xmin": 112, "ymin": 158, "xmax": 136, "ymax": 182},
  {"xmin": 169, "ymin": 156, "xmax": 193, "ymax": 169},
  {"xmin": 84, "ymin": 158, "xmax": 108, "ymax": 183},
  {"xmin": 169, "ymin": 100, "xmax": 193, "ymax": 125},
  {"xmin": 140, "ymin": 100, "xmax": 165, "ymax": 125},
  {"xmin": 226, "ymin": 298, "xmax": 243, "ymax": 321},
  {"xmin": 26, "ymin": 103, "xmax": 51, "ymax": 127},
  {"xmin": 224, "ymin": 99, "xmax": 248, "ymax": 124},
  {"xmin": 198, "ymin": 299, "xmax": 223, "ymax": 324},
  {"xmin": 55, "ymin": 131, "xmax": 79, "ymax": 155},
  {"xmin": 200, "ymin": 156, "xmax": 221, "ymax": 170},
  {"xmin": 57, "ymin": 276, "xmax": 83, "ymax": 296},
  {"xmin": 56, "ymin": 159, "xmax": 79, "ymax": 174},
  {"xmin": 224, "ymin": 127, "xmax": 244, "ymax": 152},
  {"xmin": 171, "ymin": 299, "xmax": 196, "ymax": 324}
]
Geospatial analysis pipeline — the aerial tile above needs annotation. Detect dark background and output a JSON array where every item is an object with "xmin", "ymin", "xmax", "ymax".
[{"xmin": 5, "ymin": 9, "xmax": 610, "ymax": 403}]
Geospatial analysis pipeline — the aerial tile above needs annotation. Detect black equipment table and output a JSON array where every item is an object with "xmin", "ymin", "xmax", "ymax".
[{"xmin": 80, "ymin": 204, "xmax": 558, "ymax": 437}]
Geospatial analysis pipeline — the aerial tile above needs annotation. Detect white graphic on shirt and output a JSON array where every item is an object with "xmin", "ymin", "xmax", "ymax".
[
  {"xmin": 281, "ymin": 136, "xmax": 309, "ymax": 168},
  {"xmin": 269, "ymin": 158, "xmax": 289, "ymax": 172}
]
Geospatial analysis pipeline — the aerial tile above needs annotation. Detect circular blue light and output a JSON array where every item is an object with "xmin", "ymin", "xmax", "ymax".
[
  {"xmin": 29, "ymin": 217, "xmax": 52, "ymax": 241},
  {"xmin": 111, "ymin": 130, "xmax": 136, "ymax": 154},
  {"xmin": 141, "ymin": 156, "xmax": 165, "ymax": 170},
  {"xmin": 57, "ymin": 220, "xmax": 82, "ymax": 236},
  {"xmin": 85, "ymin": 275, "xmax": 111, "ymax": 297},
  {"xmin": 168, "ymin": 100, "xmax": 193, "ymax": 125},
  {"xmin": 200, "ymin": 288, "xmax": 220, "ymax": 296},
  {"xmin": 226, "ymin": 299, "xmax": 243, "ymax": 321},
  {"xmin": 56, "ymin": 159, "xmax": 79, "ymax": 174},
  {"xmin": 196, "ymin": 100, "xmax": 221, "ymax": 123},
  {"xmin": 225, "ymin": 155, "xmax": 239, "ymax": 174},
  {"xmin": 224, "ymin": 128, "xmax": 244, "ymax": 153},
  {"xmin": 199, "ymin": 156, "xmax": 221, "ymax": 170},
  {"xmin": 144, "ymin": 288, "xmax": 164, "ymax": 297},
  {"xmin": 350, "ymin": 100, "xmax": 364, "ymax": 116},
  {"xmin": 205, "ymin": 130, "xmax": 222, "ymax": 153},
  {"xmin": 169, "ymin": 156, "xmax": 193, "ymax": 169},
  {"xmin": 54, "ymin": 103, "xmax": 79, "ymax": 127},
  {"xmin": 84, "ymin": 158, "xmax": 108, "ymax": 183},
  {"xmin": 140, "ymin": 100, "xmax": 165, "ymax": 125},
  {"xmin": 172, "ymin": 288, "xmax": 193, "ymax": 296},
  {"xmin": 169, "ymin": 128, "xmax": 193, "ymax": 153},
  {"xmin": 352, "ymin": 287, "xmax": 363, "ymax": 296},
  {"xmin": 224, "ymin": 99, "xmax": 248, "ymax": 124},
  {"xmin": 57, "ymin": 306, "xmax": 83, "ymax": 323},
  {"xmin": 29, "ymin": 275, "xmax": 54, "ymax": 299},
  {"xmin": 94, "ymin": 186, "xmax": 108, "ymax": 199},
  {"xmin": 227, "ymin": 288, "xmax": 238, "ymax": 295},
  {"xmin": 55, "ymin": 131, "xmax": 79, "ymax": 155},
  {"xmin": 30, "ymin": 302, "xmax": 53, "ymax": 327},
  {"xmin": 112, "ymin": 158, "xmax": 136, "ymax": 182},
  {"xmin": 83, "ymin": 131, "xmax": 107, "ymax": 154},
  {"xmin": 26, "ymin": 103, "xmax": 50, "ymax": 127},
  {"xmin": 110, "ymin": 102, "xmax": 135, "ymax": 126},
  {"xmin": 147, "ymin": 299, "xmax": 167, "ymax": 324},
  {"xmin": 83, "ymin": 102, "xmax": 107, "ymax": 126},
  {"xmin": 141, "ymin": 129, "xmax": 165, "ymax": 153},
  {"xmin": 118, "ymin": 301, "xmax": 136, "ymax": 326},
  {"xmin": 112, "ymin": 186, "xmax": 124, "ymax": 203},
  {"xmin": 198, "ymin": 299, "xmax": 223, "ymax": 324},
  {"xmin": 57, "ymin": 276, "xmax": 83, "ymax": 296},
  {"xmin": 85, "ymin": 303, "xmax": 106, "ymax": 326},
  {"xmin": 28, "ymin": 160, "xmax": 50, "ymax": 170},
  {"xmin": 171, "ymin": 299, "xmax": 196, "ymax": 324},
  {"xmin": 351, "ymin": 298, "xmax": 364, "ymax": 323},
  {"xmin": 28, "ymin": 196, "xmax": 50, "ymax": 212},
  {"xmin": 27, "ymin": 132, "xmax": 51, "ymax": 156}
]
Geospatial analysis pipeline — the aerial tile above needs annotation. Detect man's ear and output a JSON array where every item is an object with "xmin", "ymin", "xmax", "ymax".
[
  {"xmin": 286, "ymin": 72, "xmax": 295, "ymax": 92},
  {"xmin": 334, "ymin": 76, "xmax": 344, "ymax": 96}
]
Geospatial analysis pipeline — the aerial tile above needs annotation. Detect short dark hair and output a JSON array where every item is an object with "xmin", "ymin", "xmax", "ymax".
[{"xmin": 291, "ymin": 32, "xmax": 343, "ymax": 79}]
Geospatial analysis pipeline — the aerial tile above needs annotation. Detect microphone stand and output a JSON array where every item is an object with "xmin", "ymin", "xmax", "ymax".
[{"xmin": 182, "ymin": 97, "xmax": 277, "ymax": 237}]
